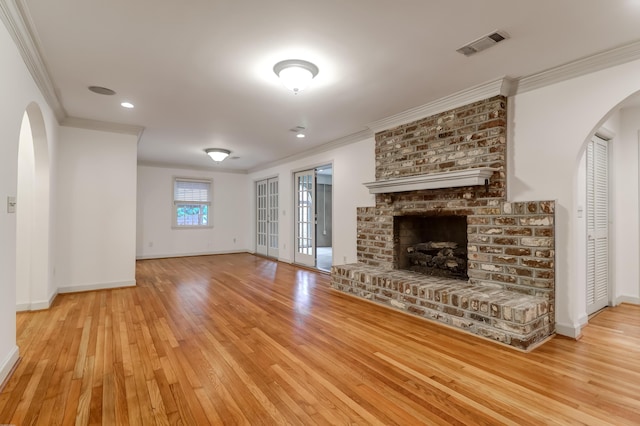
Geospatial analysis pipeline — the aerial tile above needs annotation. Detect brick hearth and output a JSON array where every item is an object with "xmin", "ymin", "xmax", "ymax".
[{"xmin": 332, "ymin": 265, "xmax": 551, "ymax": 350}]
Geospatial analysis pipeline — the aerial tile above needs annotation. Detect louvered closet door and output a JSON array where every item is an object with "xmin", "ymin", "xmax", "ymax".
[{"xmin": 586, "ymin": 137, "xmax": 609, "ymax": 314}]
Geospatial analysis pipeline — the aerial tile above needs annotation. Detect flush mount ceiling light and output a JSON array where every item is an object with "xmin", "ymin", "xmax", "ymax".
[
  {"xmin": 205, "ymin": 148, "xmax": 231, "ymax": 162},
  {"xmin": 121, "ymin": 101, "xmax": 134, "ymax": 108},
  {"xmin": 296, "ymin": 133, "xmax": 306, "ymax": 138},
  {"xmin": 273, "ymin": 60, "xmax": 319, "ymax": 93}
]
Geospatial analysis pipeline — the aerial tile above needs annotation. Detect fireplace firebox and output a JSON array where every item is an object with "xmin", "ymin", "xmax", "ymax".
[{"xmin": 393, "ymin": 215, "xmax": 468, "ymax": 279}]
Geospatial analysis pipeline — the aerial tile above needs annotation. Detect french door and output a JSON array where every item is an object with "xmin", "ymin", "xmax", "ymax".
[
  {"xmin": 586, "ymin": 136, "xmax": 609, "ymax": 314},
  {"xmin": 256, "ymin": 177, "xmax": 279, "ymax": 258},
  {"xmin": 294, "ymin": 169, "xmax": 315, "ymax": 267}
]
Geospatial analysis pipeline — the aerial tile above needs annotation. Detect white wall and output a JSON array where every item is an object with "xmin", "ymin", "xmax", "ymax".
[
  {"xmin": 510, "ymin": 58, "xmax": 640, "ymax": 337},
  {"xmin": 55, "ymin": 126, "xmax": 138, "ymax": 292},
  {"xmin": 137, "ymin": 165, "xmax": 250, "ymax": 258},
  {"xmin": 0, "ymin": 21, "xmax": 59, "ymax": 385},
  {"xmin": 612, "ymin": 108, "xmax": 640, "ymax": 304},
  {"xmin": 248, "ymin": 138, "xmax": 376, "ymax": 265}
]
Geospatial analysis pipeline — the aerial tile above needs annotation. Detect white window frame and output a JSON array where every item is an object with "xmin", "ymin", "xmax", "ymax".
[{"xmin": 172, "ymin": 177, "xmax": 213, "ymax": 229}]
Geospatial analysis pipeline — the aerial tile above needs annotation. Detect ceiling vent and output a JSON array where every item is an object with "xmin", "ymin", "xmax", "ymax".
[
  {"xmin": 88, "ymin": 85, "xmax": 116, "ymax": 95},
  {"xmin": 457, "ymin": 30, "xmax": 509, "ymax": 56}
]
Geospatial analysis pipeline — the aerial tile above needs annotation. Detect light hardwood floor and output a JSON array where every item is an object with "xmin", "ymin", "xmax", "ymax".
[{"xmin": 1, "ymin": 253, "xmax": 639, "ymax": 425}]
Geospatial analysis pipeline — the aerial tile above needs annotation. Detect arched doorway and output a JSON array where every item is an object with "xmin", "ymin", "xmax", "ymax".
[
  {"xmin": 574, "ymin": 90, "xmax": 640, "ymax": 322},
  {"xmin": 16, "ymin": 102, "xmax": 51, "ymax": 311}
]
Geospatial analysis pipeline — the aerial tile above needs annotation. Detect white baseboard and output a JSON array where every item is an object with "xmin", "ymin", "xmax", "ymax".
[
  {"xmin": 58, "ymin": 280, "xmax": 136, "ymax": 294},
  {"xmin": 136, "ymin": 249, "xmax": 248, "ymax": 260},
  {"xmin": 16, "ymin": 302, "xmax": 30, "ymax": 312},
  {"xmin": 30, "ymin": 299, "xmax": 51, "ymax": 310},
  {"xmin": 555, "ymin": 322, "xmax": 584, "ymax": 339},
  {"xmin": 16, "ymin": 289, "xmax": 58, "ymax": 311},
  {"xmin": 616, "ymin": 296, "xmax": 640, "ymax": 305},
  {"xmin": 0, "ymin": 345, "xmax": 19, "ymax": 388},
  {"xmin": 49, "ymin": 288, "xmax": 59, "ymax": 307}
]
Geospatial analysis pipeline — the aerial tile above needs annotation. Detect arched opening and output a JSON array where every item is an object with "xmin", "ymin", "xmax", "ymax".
[
  {"xmin": 575, "ymin": 90, "xmax": 640, "ymax": 322},
  {"xmin": 16, "ymin": 102, "xmax": 51, "ymax": 311}
]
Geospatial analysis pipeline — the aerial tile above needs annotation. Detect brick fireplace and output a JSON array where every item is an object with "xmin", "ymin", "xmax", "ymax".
[{"xmin": 331, "ymin": 95, "xmax": 555, "ymax": 350}]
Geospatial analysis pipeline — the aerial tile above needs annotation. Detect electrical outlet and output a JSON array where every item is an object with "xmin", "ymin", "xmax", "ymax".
[
  {"xmin": 148, "ymin": 241, "xmax": 154, "ymax": 248},
  {"xmin": 343, "ymin": 256, "xmax": 347, "ymax": 263},
  {"xmin": 233, "ymin": 237, "xmax": 237, "ymax": 243}
]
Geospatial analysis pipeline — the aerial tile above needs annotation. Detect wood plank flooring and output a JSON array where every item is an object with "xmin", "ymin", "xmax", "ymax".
[{"xmin": 1, "ymin": 253, "xmax": 639, "ymax": 425}]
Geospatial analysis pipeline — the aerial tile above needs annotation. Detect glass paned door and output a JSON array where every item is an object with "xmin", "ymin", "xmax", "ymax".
[
  {"xmin": 256, "ymin": 180, "xmax": 268, "ymax": 256},
  {"xmin": 268, "ymin": 179, "xmax": 279, "ymax": 257},
  {"xmin": 256, "ymin": 178, "xmax": 279, "ymax": 258},
  {"xmin": 294, "ymin": 170, "xmax": 315, "ymax": 267}
]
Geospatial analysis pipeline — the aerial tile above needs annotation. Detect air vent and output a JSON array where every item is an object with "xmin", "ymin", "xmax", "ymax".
[
  {"xmin": 88, "ymin": 86, "xmax": 116, "ymax": 95},
  {"xmin": 289, "ymin": 125, "xmax": 306, "ymax": 133},
  {"xmin": 456, "ymin": 30, "xmax": 509, "ymax": 57}
]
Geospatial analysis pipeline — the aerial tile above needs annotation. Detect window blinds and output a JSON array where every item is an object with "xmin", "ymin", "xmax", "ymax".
[{"xmin": 174, "ymin": 179, "xmax": 211, "ymax": 202}]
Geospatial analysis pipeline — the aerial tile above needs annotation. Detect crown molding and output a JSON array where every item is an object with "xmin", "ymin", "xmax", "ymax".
[
  {"xmin": 366, "ymin": 77, "xmax": 514, "ymax": 134},
  {"xmin": 515, "ymin": 39, "xmax": 640, "ymax": 94},
  {"xmin": 61, "ymin": 116, "xmax": 145, "ymax": 139},
  {"xmin": 0, "ymin": 0, "xmax": 66, "ymax": 121},
  {"xmin": 247, "ymin": 128, "xmax": 373, "ymax": 174}
]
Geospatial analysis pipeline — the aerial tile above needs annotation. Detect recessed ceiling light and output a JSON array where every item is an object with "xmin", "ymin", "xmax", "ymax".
[
  {"xmin": 88, "ymin": 86, "xmax": 116, "ymax": 95},
  {"xmin": 296, "ymin": 133, "xmax": 306, "ymax": 138},
  {"xmin": 121, "ymin": 102, "xmax": 134, "ymax": 109}
]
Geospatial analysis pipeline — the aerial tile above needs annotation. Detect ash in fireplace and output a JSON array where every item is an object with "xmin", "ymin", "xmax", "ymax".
[{"xmin": 406, "ymin": 241, "xmax": 467, "ymax": 279}]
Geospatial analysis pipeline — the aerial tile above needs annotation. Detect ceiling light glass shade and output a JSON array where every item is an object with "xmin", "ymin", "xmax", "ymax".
[
  {"xmin": 205, "ymin": 148, "xmax": 231, "ymax": 162},
  {"xmin": 273, "ymin": 60, "xmax": 319, "ymax": 93}
]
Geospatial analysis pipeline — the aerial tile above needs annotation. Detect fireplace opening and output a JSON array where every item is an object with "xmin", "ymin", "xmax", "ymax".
[{"xmin": 394, "ymin": 215, "xmax": 468, "ymax": 280}]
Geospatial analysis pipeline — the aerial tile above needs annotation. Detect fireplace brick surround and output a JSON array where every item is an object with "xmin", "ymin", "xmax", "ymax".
[{"xmin": 330, "ymin": 96, "xmax": 555, "ymax": 350}]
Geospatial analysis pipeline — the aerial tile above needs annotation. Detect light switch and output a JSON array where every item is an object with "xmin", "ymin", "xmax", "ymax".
[{"xmin": 7, "ymin": 196, "xmax": 16, "ymax": 213}]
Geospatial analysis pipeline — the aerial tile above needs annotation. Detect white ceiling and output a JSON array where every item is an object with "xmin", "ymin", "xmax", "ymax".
[{"xmin": 19, "ymin": 0, "xmax": 640, "ymax": 172}]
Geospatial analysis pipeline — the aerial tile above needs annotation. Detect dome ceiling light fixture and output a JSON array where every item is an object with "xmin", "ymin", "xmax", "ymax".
[
  {"xmin": 273, "ymin": 60, "xmax": 319, "ymax": 94},
  {"xmin": 205, "ymin": 148, "xmax": 231, "ymax": 162}
]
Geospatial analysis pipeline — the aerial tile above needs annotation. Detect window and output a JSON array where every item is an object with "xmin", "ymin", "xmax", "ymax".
[{"xmin": 173, "ymin": 178, "xmax": 212, "ymax": 228}]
